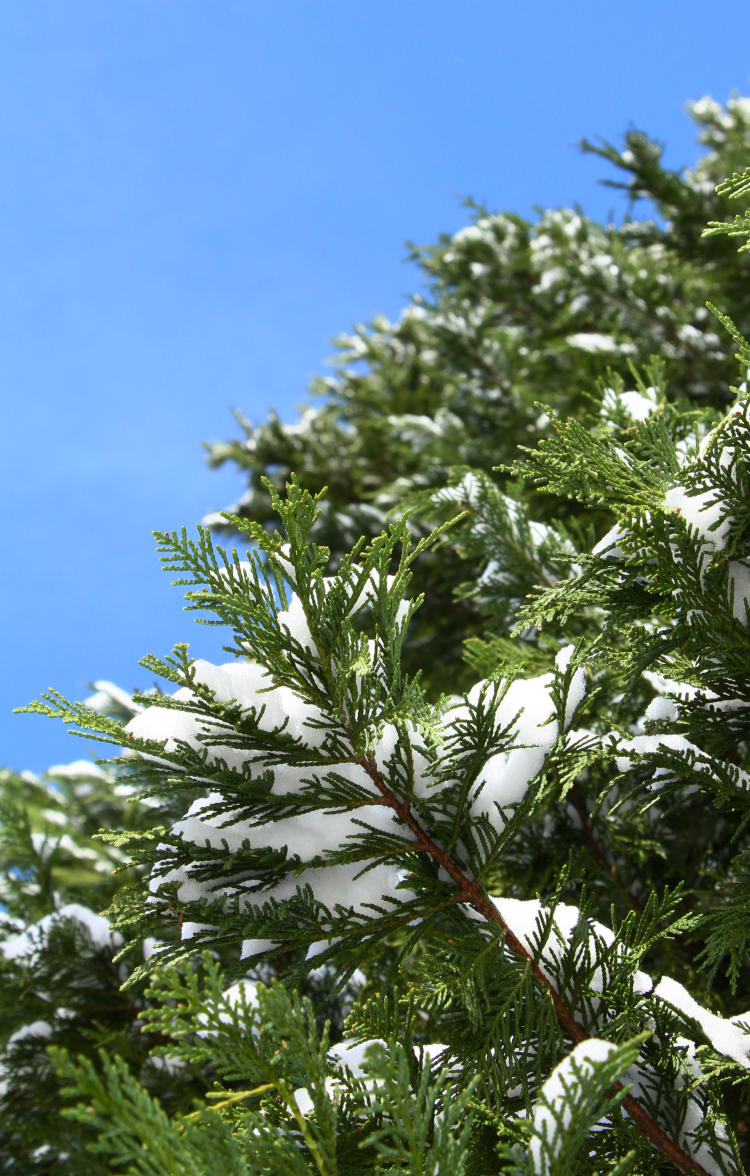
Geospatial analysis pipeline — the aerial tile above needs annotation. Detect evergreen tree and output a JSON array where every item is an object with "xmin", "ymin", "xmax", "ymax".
[
  {"xmin": 3, "ymin": 93, "xmax": 750, "ymax": 1174},
  {"xmin": 203, "ymin": 93, "xmax": 750, "ymax": 694}
]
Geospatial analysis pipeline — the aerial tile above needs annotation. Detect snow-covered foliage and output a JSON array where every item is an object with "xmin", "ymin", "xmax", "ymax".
[
  {"xmin": 6, "ymin": 94, "xmax": 750, "ymax": 1175},
  {"xmin": 116, "ymin": 629, "xmax": 583, "ymax": 962}
]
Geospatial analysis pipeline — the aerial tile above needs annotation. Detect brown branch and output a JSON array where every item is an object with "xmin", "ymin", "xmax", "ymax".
[{"xmin": 358, "ymin": 753, "xmax": 712, "ymax": 1176}]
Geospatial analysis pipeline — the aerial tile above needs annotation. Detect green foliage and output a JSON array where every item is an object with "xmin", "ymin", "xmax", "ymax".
[
  {"xmin": 705, "ymin": 165, "xmax": 750, "ymax": 252},
  {"xmin": 52, "ymin": 958, "xmax": 479, "ymax": 1176},
  {"xmin": 501, "ymin": 1036, "xmax": 645, "ymax": 1176},
  {"xmin": 17, "ymin": 475, "xmax": 747, "ymax": 1173},
  {"xmin": 5, "ymin": 93, "xmax": 750, "ymax": 1176},
  {"xmin": 204, "ymin": 96, "xmax": 750, "ymax": 694}
]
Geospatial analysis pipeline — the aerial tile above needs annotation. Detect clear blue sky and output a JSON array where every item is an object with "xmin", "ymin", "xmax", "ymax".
[{"xmin": 3, "ymin": 1, "xmax": 749, "ymax": 773}]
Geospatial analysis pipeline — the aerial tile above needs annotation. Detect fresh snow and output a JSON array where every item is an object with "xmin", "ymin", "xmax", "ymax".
[
  {"xmin": 329, "ymin": 1037, "xmax": 387, "ymax": 1074},
  {"xmin": 613, "ymin": 728, "xmax": 750, "ymax": 794},
  {"xmin": 454, "ymin": 648, "xmax": 585, "ymax": 826},
  {"xmin": 601, "ymin": 384, "xmax": 658, "ymax": 422},
  {"xmin": 292, "ymin": 1036, "xmax": 386, "ymax": 1117},
  {"xmin": 491, "ymin": 888, "xmax": 750, "ymax": 1157},
  {"xmin": 590, "ymin": 400, "xmax": 750, "ymax": 627},
  {"xmin": 124, "ymin": 654, "xmax": 327, "ymax": 770},
  {"xmin": 6, "ymin": 1021, "xmax": 52, "ymax": 1046},
  {"xmin": 83, "ymin": 681, "xmax": 142, "ymax": 714},
  {"xmin": 30, "ymin": 832, "xmax": 105, "ymax": 867},
  {"xmin": 565, "ymin": 333, "xmax": 624, "ymax": 354},
  {"xmin": 591, "ymin": 523, "xmax": 627, "ymax": 559},
  {"xmin": 196, "ymin": 979, "xmax": 260, "ymax": 1040},
  {"xmin": 46, "ymin": 760, "xmax": 107, "ymax": 781},
  {"xmin": 1, "ymin": 903, "xmax": 122, "ymax": 960},
  {"xmin": 221, "ymin": 979, "xmax": 260, "ymax": 1013},
  {"xmin": 529, "ymin": 1039, "xmax": 619, "ymax": 1174},
  {"xmin": 664, "ymin": 420, "xmax": 750, "ymax": 623},
  {"xmin": 130, "ymin": 628, "xmax": 584, "ymax": 952},
  {"xmin": 653, "ymin": 977, "xmax": 750, "ymax": 1069},
  {"xmin": 291, "ymin": 1037, "xmax": 448, "ymax": 1118},
  {"xmin": 664, "ymin": 484, "xmax": 731, "ymax": 549},
  {"xmin": 491, "ymin": 896, "xmax": 653, "ymax": 1000}
]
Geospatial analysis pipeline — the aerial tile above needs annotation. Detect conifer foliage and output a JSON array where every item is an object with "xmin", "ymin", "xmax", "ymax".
[{"xmin": 4, "ymin": 95, "xmax": 750, "ymax": 1175}]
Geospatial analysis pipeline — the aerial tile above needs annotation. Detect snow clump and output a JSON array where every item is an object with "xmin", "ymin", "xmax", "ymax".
[
  {"xmin": 123, "ymin": 566, "xmax": 586, "ymax": 960},
  {"xmin": 490, "ymin": 896, "xmax": 653, "ymax": 1004},
  {"xmin": 291, "ymin": 1037, "xmax": 447, "ymax": 1118},
  {"xmin": 0, "ymin": 903, "xmax": 122, "ymax": 961},
  {"xmin": 492, "ymin": 896, "xmax": 750, "ymax": 1075},
  {"xmin": 528, "ymin": 1038, "xmax": 620, "ymax": 1174},
  {"xmin": 448, "ymin": 646, "xmax": 586, "ymax": 826}
]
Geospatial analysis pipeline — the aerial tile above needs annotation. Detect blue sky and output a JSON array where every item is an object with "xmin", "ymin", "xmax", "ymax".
[{"xmin": 3, "ymin": 1, "xmax": 749, "ymax": 773}]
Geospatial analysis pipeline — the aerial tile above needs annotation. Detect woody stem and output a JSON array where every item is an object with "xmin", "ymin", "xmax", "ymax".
[{"xmin": 357, "ymin": 752, "xmax": 711, "ymax": 1176}]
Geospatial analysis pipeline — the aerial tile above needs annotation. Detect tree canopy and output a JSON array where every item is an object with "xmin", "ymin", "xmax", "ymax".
[{"xmin": 3, "ymin": 94, "xmax": 750, "ymax": 1175}]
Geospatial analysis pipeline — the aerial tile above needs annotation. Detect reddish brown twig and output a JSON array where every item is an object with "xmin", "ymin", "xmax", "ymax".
[{"xmin": 358, "ymin": 752, "xmax": 711, "ymax": 1176}]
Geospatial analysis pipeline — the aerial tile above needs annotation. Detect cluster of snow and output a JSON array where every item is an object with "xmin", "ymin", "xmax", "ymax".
[
  {"xmin": 623, "ymin": 1042, "xmax": 732, "ymax": 1176},
  {"xmin": 664, "ymin": 450, "xmax": 750, "ymax": 626},
  {"xmin": 383, "ymin": 408, "xmax": 462, "ymax": 453},
  {"xmin": 616, "ymin": 698, "xmax": 743, "ymax": 829},
  {"xmin": 591, "ymin": 522, "xmax": 628, "ymax": 559},
  {"xmin": 160, "ymin": 773, "xmax": 408, "ymax": 957},
  {"xmin": 654, "ymin": 977, "xmax": 750, "ymax": 1068},
  {"xmin": 592, "ymin": 407, "xmax": 750, "ymax": 810},
  {"xmin": 491, "ymin": 896, "xmax": 745, "ymax": 1173},
  {"xmin": 135, "ymin": 656, "xmax": 583, "ymax": 953},
  {"xmin": 665, "ymin": 480, "xmax": 729, "ymax": 543},
  {"xmin": 434, "ymin": 476, "xmax": 576, "ymax": 601},
  {"xmin": 689, "ymin": 95, "xmax": 728, "ymax": 124},
  {"xmin": 528, "ymin": 1038, "xmax": 619, "ymax": 1174},
  {"xmin": 491, "ymin": 896, "xmax": 653, "ymax": 1002},
  {"xmin": 639, "ymin": 672, "xmax": 748, "ymax": 728},
  {"xmin": 589, "ymin": 400, "xmax": 750, "ymax": 626},
  {"xmin": 601, "ymin": 384, "xmax": 658, "ymax": 423},
  {"xmin": 0, "ymin": 903, "xmax": 122, "ymax": 961},
  {"xmin": 83, "ymin": 681, "xmax": 143, "ymax": 715},
  {"xmin": 124, "ymin": 659, "xmax": 275, "ymax": 776},
  {"xmin": 612, "ymin": 674, "xmax": 750, "ymax": 797},
  {"xmin": 688, "ymin": 94, "xmax": 750, "ymax": 149},
  {"xmin": 565, "ymin": 333, "xmax": 635, "ymax": 356},
  {"xmin": 44, "ymin": 759, "xmax": 131, "ymax": 813},
  {"xmin": 292, "ymin": 1037, "xmax": 447, "ymax": 1118},
  {"xmin": 28, "ymin": 831, "xmax": 109, "ymax": 871},
  {"xmin": 442, "ymin": 214, "xmax": 522, "ymax": 268},
  {"xmin": 5, "ymin": 1020, "xmax": 53, "ymax": 1047},
  {"xmin": 493, "ymin": 895, "xmax": 750, "ymax": 1070},
  {"xmin": 122, "ymin": 570, "xmax": 418, "ymax": 952},
  {"xmin": 532, "ymin": 223, "xmax": 622, "ymax": 301},
  {"xmin": 292, "ymin": 1037, "xmax": 385, "ymax": 1117},
  {"xmin": 47, "ymin": 759, "xmax": 107, "ymax": 782},
  {"xmin": 526, "ymin": 210, "xmax": 662, "ymax": 314},
  {"xmin": 399, "ymin": 303, "xmax": 427, "ymax": 323},
  {"xmin": 662, "ymin": 408, "xmax": 750, "ymax": 623},
  {"xmin": 282, "ymin": 406, "xmax": 325, "ymax": 437},
  {"xmin": 608, "ymin": 730, "xmax": 742, "ymax": 796},
  {"xmin": 195, "ymin": 978, "xmax": 260, "ymax": 1040},
  {"xmin": 433, "ymin": 470, "xmax": 482, "ymax": 508},
  {"xmin": 528, "ymin": 211, "xmax": 584, "ymax": 265},
  {"xmin": 533, "ymin": 266, "xmax": 567, "ymax": 295},
  {"xmin": 429, "ymin": 302, "xmax": 486, "ymax": 337},
  {"xmin": 449, "ymin": 647, "xmax": 586, "ymax": 826},
  {"xmin": 122, "ymin": 558, "xmax": 585, "ymax": 955},
  {"xmin": 0, "ymin": 1021, "xmax": 54, "ymax": 1098}
]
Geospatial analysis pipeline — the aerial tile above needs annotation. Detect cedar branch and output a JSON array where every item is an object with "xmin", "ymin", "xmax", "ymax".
[{"xmin": 358, "ymin": 752, "xmax": 712, "ymax": 1176}]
